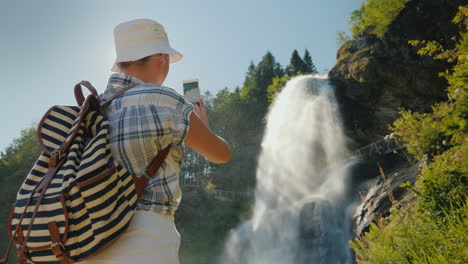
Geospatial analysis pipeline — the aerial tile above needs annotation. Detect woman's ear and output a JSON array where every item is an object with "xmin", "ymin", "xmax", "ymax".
[{"xmin": 158, "ymin": 54, "xmax": 169, "ymax": 64}]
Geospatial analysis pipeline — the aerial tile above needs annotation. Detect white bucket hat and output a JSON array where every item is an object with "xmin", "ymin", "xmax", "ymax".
[{"xmin": 111, "ymin": 19, "xmax": 183, "ymax": 72}]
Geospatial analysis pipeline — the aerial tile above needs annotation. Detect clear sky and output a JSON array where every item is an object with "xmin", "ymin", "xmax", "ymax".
[{"xmin": 0, "ymin": 0, "xmax": 363, "ymax": 152}]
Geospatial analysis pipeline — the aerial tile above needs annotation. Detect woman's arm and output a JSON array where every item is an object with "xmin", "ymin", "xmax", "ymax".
[{"xmin": 184, "ymin": 99, "xmax": 231, "ymax": 164}]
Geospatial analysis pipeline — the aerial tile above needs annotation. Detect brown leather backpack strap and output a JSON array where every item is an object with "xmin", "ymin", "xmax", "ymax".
[
  {"xmin": 133, "ymin": 146, "xmax": 171, "ymax": 199},
  {"xmin": 132, "ymin": 175, "xmax": 148, "ymax": 200},
  {"xmin": 74, "ymin": 81, "xmax": 98, "ymax": 106},
  {"xmin": 1, "ymin": 200, "xmax": 32, "ymax": 264},
  {"xmin": 48, "ymin": 221, "xmax": 74, "ymax": 264},
  {"xmin": 145, "ymin": 146, "xmax": 171, "ymax": 176},
  {"xmin": 20, "ymin": 157, "xmax": 66, "ymax": 263},
  {"xmin": 16, "ymin": 225, "xmax": 27, "ymax": 264}
]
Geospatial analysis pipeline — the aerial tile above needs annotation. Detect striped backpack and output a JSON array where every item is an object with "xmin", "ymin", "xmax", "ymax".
[{"xmin": 1, "ymin": 81, "xmax": 170, "ymax": 264}]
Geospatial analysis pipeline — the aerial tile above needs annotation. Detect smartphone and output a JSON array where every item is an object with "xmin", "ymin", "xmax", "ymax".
[{"xmin": 183, "ymin": 79, "xmax": 201, "ymax": 106}]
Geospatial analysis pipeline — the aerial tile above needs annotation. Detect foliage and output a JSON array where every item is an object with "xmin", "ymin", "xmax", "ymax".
[
  {"xmin": 0, "ymin": 126, "xmax": 42, "ymax": 203},
  {"xmin": 408, "ymin": 40, "xmax": 455, "ymax": 61},
  {"xmin": 355, "ymin": 6, "xmax": 468, "ymax": 263},
  {"xmin": 351, "ymin": 201, "xmax": 468, "ymax": 264},
  {"xmin": 391, "ymin": 5, "xmax": 468, "ymax": 213},
  {"xmin": 417, "ymin": 143, "xmax": 468, "ymax": 214},
  {"xmin": 285, "ymin": 50, "xmax": 304, "ymax": 77},
  {"xmin": 0, "ymin": 127, "xmax": 41, "ymax": 260},
  {"xmin": 285, "ymin": 49, "xmax": 318, "ymax": 77},
  {"xmin": 391, "ymin": 110, "xmax": 447, "ymax": 161},
  {"xmin": 197, "ymin": 88, "xmax": 258, "ymax": 191},
  {"xmin": 241, "ymin": 51, "xmax": 284, "ymax": 110},
  {"xmin": 267, "ymin": 76, "xmax": 291, "ymax": 103},
  {"xmin": 336, "ymin": 30, "xmax": 351, "ymax": 46},
  {"xmin": 350, "ymin": 0, "xmax": 411, "ymax": 38},
  {"xmin": 303, "ymin": 49, "xmax": 318, "ymax": 74}
]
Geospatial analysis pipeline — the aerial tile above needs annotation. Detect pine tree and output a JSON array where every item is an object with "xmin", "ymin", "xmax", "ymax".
[
  {"xmin": 253, "ymin": 51, "xmax": 283, "ymax": 108},
  {"xmin": 243, "ymin": 61, "xmax": 256, "ymax": 88},
  {"xmin": 286, "ymin": 49, "xmax": 305, "ymax": 76},
  {"xmin": 241, "ymin": 51, "xmax": 284, "ymax": 113},
  {"xmin": 303, "ymin": 49, "xmax": 318, "ymax": 74}
]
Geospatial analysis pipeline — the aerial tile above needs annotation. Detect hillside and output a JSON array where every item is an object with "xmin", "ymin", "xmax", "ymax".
[{"xmin": 330, "ymin": 0, "xmax": 467, "ymax": 262}]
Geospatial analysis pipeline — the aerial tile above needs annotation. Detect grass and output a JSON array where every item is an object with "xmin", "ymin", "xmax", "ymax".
[{"xmin": 351, "ymin": 200, "xmax": 468, "ymax": 264}]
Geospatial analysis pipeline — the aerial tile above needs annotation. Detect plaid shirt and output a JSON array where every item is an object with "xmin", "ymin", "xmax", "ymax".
[{"xmin": 101, "ymin": 73, "xmax": 193, "ymax": 216}]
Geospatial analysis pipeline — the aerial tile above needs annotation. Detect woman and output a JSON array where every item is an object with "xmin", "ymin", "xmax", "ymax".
[{"xmin": 82, "ymin": 19, "xmax": 231, "ymax": 263}]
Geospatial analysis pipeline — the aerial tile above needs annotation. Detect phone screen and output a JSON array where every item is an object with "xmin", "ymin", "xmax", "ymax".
[{"xmin": 183, "ymin": 79, "xmax": 200, "ymax": 106}]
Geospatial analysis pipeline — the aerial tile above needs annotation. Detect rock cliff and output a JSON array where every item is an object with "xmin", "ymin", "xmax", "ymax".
[
  {"xmin": 330, "ymin": 0, "xmax": 464, "ymax": 146},
  {"xmin": 330, "ymin": 0, "xmax": 466, "ymax": 237}
]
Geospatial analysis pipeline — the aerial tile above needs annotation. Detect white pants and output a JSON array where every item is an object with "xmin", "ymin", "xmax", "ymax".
[{"xmin": 80, "ymin": 210, "xmax": 180, "ymax": 264}]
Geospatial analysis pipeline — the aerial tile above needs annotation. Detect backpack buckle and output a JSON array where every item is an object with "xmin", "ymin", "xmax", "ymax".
[
  {"xmin": 51, "ymin": 241, "xmax": 65, "ymax": 250},
  {"xmin": 15, "ymin": 244, "xmax": 29, "ymax": 264},
  {"xmin": 52, "ymin": 150, "xmax": 62, "ymax": 160},
  {"xmin": 49, "ymin": 150, "xmax": 62, "ymax": 167}
]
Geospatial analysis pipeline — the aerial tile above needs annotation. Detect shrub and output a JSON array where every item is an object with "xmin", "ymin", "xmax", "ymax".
[
  {"xmin": 350, "ymin": 0, "xmax": 411, "ymax": 38},
  {"xmin": 351, "ymin": 201, "xmax": 468, "ymax": 264}
]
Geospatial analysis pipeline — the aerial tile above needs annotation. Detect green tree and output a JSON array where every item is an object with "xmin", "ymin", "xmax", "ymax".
[
  {"xmin": 302, "ymin": 49, "xmax": 318, "ymax": 74},
  {"xmin": 267, "ymin": 76, "xmax": 292, "ymax": 103},
  {"xmin": 197, "ymin": 86, "xmax": 258, "ymax": 191},
  {"xmin": 241, "ymin": 51, "xmax": 284, "ymax": 112},
  {"xmin": 242, "ymin": 61, "xmax": 256, "ymax": 95},
  {"xmin": 286, "ymin": 49, "xmax": 305, "ymax": 76},
  {"xmin": 0, "ymin": 126, "xmax": 42, "ymax": 259},
  {"xmin": 0, "ymin": 127, "xmax": 42, "ymax": 201}
]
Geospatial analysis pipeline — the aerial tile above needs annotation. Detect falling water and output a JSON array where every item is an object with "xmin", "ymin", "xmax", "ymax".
[{"xmin": 221, "ymin": 75, "xmax": 355, "ymax": 264}]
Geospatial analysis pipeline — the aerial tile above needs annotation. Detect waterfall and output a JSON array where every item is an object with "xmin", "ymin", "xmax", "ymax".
[{"xmin": 220, "ymin": 75, "xmax": 355, "ymax": 264}]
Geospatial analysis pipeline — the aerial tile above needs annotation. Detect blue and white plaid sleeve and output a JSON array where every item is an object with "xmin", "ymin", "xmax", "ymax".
[{"xmin": 168, "ymin": 90, "xmax": 194, "ymax": 146}]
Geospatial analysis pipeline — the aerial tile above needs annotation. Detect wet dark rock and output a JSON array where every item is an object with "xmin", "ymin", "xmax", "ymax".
[{"xmin": 353, "ymin": 163, "xmax": 419, "ymax": 237}]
